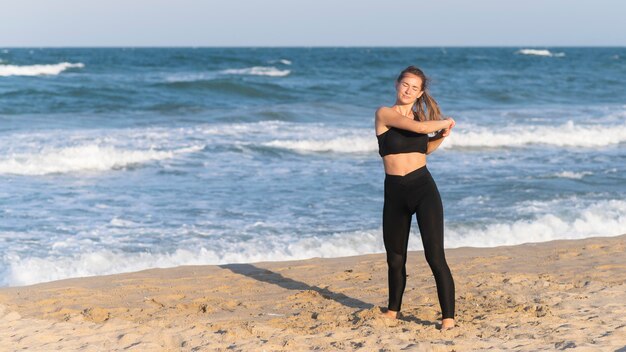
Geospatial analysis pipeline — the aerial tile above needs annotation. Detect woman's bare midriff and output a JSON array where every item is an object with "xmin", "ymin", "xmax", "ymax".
[{"xmin": 382, "ymin": 152, "xmax": 427, "ymax": 176}]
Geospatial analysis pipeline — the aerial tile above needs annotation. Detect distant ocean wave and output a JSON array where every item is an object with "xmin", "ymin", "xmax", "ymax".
[
  {"xmin": 0, "ymin": 62, "xmax": 84, "ymax": 77},
  {"xmin": 263, "ymin": 136, "xmax": 375, "ymax": 154},
  {"xmin": 163, "ymin": 65, "xmax": 291, "ymax": 84},
  {"xmin": 160, "ymin": 78, "xmax": 292, "ymax": 99},
  {"xmin": 445, "ymin": 121, "xmax": 626, "ymax": 148},
  {"xmin": 259, "ymin": 120, "xmax": 626, "ymax": 154},
  {"xmin": 164, "ymin": 72, "xmax": 218, "ymax": 83},
  {"xmin": 219, "ymin": 66, "xmax": 290, "ymax": 77},
  {"xmin": 268, "ymin": 59, "xmax": 292, "ymax": 65},
  {"xmin": 0, "ymin": 144, "xmax": 204, "ymax": 175},
  {"xmin": 516, "ymin": 49, "xmax": 565, "ymax": 57},
  {"xmin": 2, "ymin": 120, "xmax": 622, "ymax": 176},
  {"xmin": 551, "ymin": 171, "xmax": 593, "ymax": 179}
]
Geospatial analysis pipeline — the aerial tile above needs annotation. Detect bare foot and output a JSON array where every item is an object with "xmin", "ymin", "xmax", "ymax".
[
  {"xmin": 380, "ymin": 308, "xmax": 398, "ymax": 319},
  {"xmin": 441, "ymin": 318, "xmax": 455, "ymax": 330}
]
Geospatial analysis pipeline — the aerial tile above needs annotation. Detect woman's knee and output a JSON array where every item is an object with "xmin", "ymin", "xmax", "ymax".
[
  {"xmin": 386, "ymin": 251, "xmax": 406, "ymax": 270},
  {"xmin": 424, "ymin": 248, "xmax": 448, "ymax": 271}
]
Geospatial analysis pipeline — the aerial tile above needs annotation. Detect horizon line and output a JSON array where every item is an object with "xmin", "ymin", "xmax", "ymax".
[{"xmin": 1, "ymin": 45, "xmax": 625, "ymax": 49}]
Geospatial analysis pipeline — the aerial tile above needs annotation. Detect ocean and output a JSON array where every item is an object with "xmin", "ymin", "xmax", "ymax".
[{"xmin": 1, "ymin": 47, "xmax": 624, "ymax": 287}]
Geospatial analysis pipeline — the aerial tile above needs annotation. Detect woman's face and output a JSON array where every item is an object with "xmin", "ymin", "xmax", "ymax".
[{"xmin": 395, "ymin": 73, "xmax": 424, "ymax": 104}]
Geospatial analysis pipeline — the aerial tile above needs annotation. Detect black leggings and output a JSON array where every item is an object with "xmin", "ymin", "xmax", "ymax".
[{"xmin": 383, "ymin": 165, "xmax": 455, "ymax": 319}]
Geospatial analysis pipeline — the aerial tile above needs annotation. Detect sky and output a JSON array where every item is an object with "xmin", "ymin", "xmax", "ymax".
[{"xmin": 1, "ymin": 0, "xmax": 624, "ymax": 47}]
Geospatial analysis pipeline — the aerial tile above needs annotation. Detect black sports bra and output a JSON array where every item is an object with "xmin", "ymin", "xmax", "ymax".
[{"xmin": 377, "ymin": 127, "xmax": 428, "ymax": 157}]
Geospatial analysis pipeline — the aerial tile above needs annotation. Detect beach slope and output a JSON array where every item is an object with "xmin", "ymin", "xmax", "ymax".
[{"xmin": 1, "ymin": 234, "xmax": 625, "ymax": 351}]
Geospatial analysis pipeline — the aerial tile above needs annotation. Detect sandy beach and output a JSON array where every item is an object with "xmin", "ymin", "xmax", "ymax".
[{"xmin": 1, "ymin": 234, "xmax": 625, "ymax": 351}]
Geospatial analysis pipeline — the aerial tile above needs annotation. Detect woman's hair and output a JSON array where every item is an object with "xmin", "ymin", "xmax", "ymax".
[{"xmin": 396, "ymin": 66, "xmax": 443, "ymax": 121}]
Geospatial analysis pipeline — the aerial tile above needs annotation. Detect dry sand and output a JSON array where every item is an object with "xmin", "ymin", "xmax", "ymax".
[{"xmin": 1, "ymin": 234, "xmax": 625, "ymax": 351}]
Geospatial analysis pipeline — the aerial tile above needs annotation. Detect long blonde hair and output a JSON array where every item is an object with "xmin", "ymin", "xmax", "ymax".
[{"xmin": 397, "ymin": 66, "xmax": 443, "ymax": 122}]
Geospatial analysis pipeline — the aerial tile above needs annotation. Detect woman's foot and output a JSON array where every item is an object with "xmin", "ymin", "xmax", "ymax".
[
  {"xmin": 441, "ymin": 318, "xmax": 455, "ymax": 330},
  {"xmin": 380, "ymin": 308, "xmax": 399, "ymax": 319}
]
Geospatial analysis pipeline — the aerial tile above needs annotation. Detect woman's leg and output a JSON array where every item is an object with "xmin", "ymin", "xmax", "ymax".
[
  {"xmin": 382, "ymin": 180, "xmax": 412, "ymax": 312},
  {"xmin": 415, "ymin": 177, "xmax": 455, "ymax": 320}
]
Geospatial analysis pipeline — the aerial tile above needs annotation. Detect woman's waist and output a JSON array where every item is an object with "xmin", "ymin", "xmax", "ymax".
[
  {"xmin": 382, "ymin": 153, "xmax": 427, "ymax": 177},
  {"xmin": 384, "ymin": 165, "xmax": 433, "ymax": 185}
]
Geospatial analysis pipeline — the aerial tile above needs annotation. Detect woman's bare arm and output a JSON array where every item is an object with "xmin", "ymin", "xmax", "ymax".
[
  {"xmin": 426, "ymin": 132, "xmax": 446, "ymax": 154},
  {"xmin": 375, "ymin": 107, "xmax": 451, "ymax": 134},
  {"xmin": 426, "ymin": 117, "xmax": 455, "ymax": 154}
]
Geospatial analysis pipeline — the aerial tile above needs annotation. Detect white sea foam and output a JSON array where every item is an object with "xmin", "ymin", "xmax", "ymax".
[
  {"xmin": 0, "ymin": 144, "xmax": 204, "ymax": 175},
  {"xmin": 109, "ymin": 217, "xmax": 139, "ymax": 227},
  {"xmin": 516, "ymin": 49, "xmax": 565, "ymax": 57},
  {"xmin": 3, "ymin": 198, "xmax": 624, "ymax": 287},
  {"xmin": 220, "ymin": 66, "xmax": 290, "ymax": 77},
  {"xmin": 268, "ymin": 59, "xmax": 292, "ymax": 65},
  {"xmin": 447, "ymin": 199, "xmax": 626, "ymax": 248},
  {"xmin": 2, "ymin": 120, "xmax": 623, "ymax": 176},
  {"xmin": 0, "ymin": 62, "xmax": 84, "ymax": 77},
  {"xmin": 259, "ymin": 120, "xmax": 626, "ymax": 154},
  {"xmin": 2, "ymin": 230, "xmax": 382, "ymax": 286},
  {"xmin": 553, "ymin": 171, "xmax": 593, "ymax": 179},
  {"xmin": 164, "ymin": 64, "xmax": 291, "ymax": 82},
  {"xmin": 444, "ymin": 121, "xmax": 626, "ymax": 148},
  {"xmin": 164, "ymin": 72, "xmax": 217, "ymax": 82},
  {"xmin": 264, "ymin": 136, "xmax": 375, "ymax": 153}
]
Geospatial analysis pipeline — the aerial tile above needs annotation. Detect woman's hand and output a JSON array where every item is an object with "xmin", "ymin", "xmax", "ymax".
[
  {"xmin": 441, "ymin": 117, "xmax": 455, "ymax": 137},
  {"xmin": 445, "ymin": 116, "xmax": 456, "ymax": 129}
]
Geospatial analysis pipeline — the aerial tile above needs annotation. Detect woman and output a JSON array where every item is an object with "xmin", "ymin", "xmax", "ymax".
[{"xmin": 374, "ymin": 66, "xmax": 456, "ymax": 331}]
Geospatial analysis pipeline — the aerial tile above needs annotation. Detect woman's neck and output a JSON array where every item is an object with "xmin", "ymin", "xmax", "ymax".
[{"xmin": 394, "ymin": 104, "xmax": 413, "ymax": 117}]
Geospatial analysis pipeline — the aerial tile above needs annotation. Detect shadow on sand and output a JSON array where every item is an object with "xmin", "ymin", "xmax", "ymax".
[
  {"xmin": 218, "ymin": 263, "xmax": 439, "ymax": 328},
  {"xmin": 218, "ymin": 263, "xmax": 373, "ymax": 310}
]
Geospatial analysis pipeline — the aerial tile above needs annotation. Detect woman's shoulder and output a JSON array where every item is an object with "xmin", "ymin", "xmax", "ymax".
[
  {"xmin": 375, "ymin": 106, "xmax": 394, "ymax": 119},
  {"xmin": 375, "ymin": 106, "xmax": 394, "ymax": 135},
  {"xmin": 375, "ymin": 105, "xmax": 393, "ymax": 113}
]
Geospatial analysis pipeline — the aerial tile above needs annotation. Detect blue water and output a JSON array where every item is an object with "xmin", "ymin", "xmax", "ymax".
[{"xmin": 1, "ymin": 47, "xmax": 625, "ymax": 286}]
